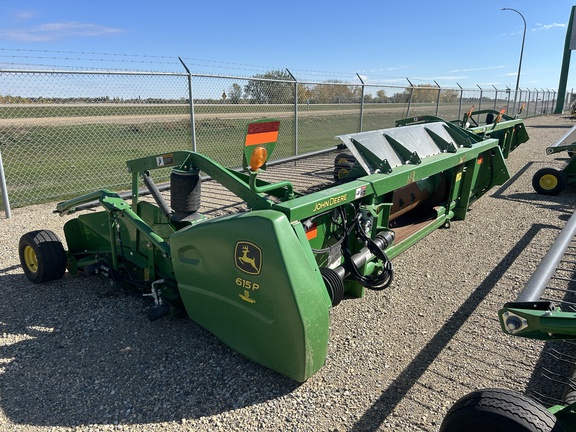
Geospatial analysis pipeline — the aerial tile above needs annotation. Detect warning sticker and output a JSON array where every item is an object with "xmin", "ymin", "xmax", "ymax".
[
  {"xmin": 355, "ymin": 186, "xmax": 367, "ymax": 199},
  {"xmin": 156, "ymin": 154, "xmax": 174, "ymax": 167}
]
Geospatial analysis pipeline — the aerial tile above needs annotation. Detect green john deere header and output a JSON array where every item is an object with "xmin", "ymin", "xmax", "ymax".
[{"xmin": 19, "ymin": 114, "xmax": 528, "ymax": 382}]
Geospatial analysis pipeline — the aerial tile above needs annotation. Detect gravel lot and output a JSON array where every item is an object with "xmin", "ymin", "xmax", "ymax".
[{"xmin": 1, "ymin": 114, "xmax": 575, "ymax": 431}]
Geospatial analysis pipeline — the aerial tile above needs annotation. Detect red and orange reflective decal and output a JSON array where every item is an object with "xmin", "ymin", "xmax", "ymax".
[
  {"xmin": 305, "ymin": 223, "xmax": 318, "ymax": 240},
  {"xmin": 245, "ymin": 121, "xmax": 280, "ymax": 146}
]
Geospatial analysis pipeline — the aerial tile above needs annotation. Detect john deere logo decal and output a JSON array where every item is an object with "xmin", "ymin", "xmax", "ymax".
[{"xmin": 235, "ymin": 241, "xmax": 262, "ymax": 275}]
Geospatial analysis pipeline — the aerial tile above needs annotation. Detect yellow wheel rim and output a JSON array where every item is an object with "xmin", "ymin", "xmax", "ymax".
[
  {"xmin": 539, "ymin": 174, "xmax": 558, "ymax": 190},
  {"xmin": 337, "ymin": 168, "xmax": 349, "ymax": 180},
  {"xmin": 23, "ymin": 245, "xmax": 39, "ymax": 274}
]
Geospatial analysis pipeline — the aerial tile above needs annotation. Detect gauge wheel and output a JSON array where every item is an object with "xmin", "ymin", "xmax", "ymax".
[
  {"xmin": 532, "ymin": 167, "xmax": 567, "ymax": 195},
  {"xmin": 440, "ymin": 388, "xmax": 563, "ymax": 432},
  {"xmin": 19, "ymin": 230, "xmax": 67, "ymax": 284},
  {"xmin": 333, "ymin": 152, "xmax": 356, "ymax": 181}
]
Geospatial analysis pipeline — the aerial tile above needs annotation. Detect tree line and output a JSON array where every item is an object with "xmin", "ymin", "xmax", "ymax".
[{"xmin": 226, "ymin": 70, "xmax": 460, "ymax": 105}]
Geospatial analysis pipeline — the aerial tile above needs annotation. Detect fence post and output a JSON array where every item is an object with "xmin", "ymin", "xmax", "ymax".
[
  {"xmin": 476, "ymin": 84, "xmax": 483, "ymax": 112},
  {"xmin": 0, "ymin": 149, "xmax": 11, "ymax": 218},
  {"xmin": 456, "ymin": 83, "xmax": 463, "ymax": 119},
  {"xmin": 492, "ymin": 85, "xmax": 498, "ymax": 110},
  {"xmin": 178, "ymin": 57, "xmax": 197, "ymax": 152},
  {"xmin": 406, "ymin": 78, "xmax": 414, "ymax": 118},
  {"xmin": 506, "ymin": 87, "xmax": 511, "ymax": 113},
  {"xmin": 525, "ymin": 88, "xmax": 530, "ymax": 118},
  {"xmin": 286, "ymin": 69, "xmax": 298, "ymax": 157},
  {"xmin": 357, "ymin": 73, "xmax": 365, "ymax": 132},
  {"xmin": 434, "ymin": 81, "xmax": 441, "ymax": 116}
]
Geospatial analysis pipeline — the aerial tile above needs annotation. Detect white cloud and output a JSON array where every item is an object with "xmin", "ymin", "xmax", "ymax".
[
  {"xmin": 14, "ymin": 10, "xmax": 38, "ymax": 20},
  {"xmin": 0, "ymin": 21, "xmax": 125, "ymax": 42},
  {"xmin": 532, "ymin": 23, "xmax": 566, "ymax": 31},
  {"xmin": 450, "ymin": 66, "xmax": 505, "ymax": 73}
]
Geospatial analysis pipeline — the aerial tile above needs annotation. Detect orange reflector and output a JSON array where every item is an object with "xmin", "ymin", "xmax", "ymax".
[
  {"xmin": 477, "ymin": 155, "xmax": 484, "ymax": 165},
  {"xmin": 305, "ymin": 223, "xmax": 318, "ymax": 240},
  {"xmin": 250, "ymin": 146, "xmax": 268, "ymax": 171}
]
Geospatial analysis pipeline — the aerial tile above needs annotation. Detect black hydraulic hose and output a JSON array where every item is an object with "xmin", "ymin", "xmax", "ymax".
[{"xmin": 341, "ymin": 207, "xmax": 394, "ymax": 290}]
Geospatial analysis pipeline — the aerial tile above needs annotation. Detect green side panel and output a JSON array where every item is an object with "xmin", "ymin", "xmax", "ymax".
[
  {"xmin": 64, "ymin": 211, "xmax": 112, "ymax": 261},
  {"xmin": 170, "ymin": 209, "xmax": 332, "ymax": 382},
  {"xmin": 63, "ymin": 201, "xmax": 175, "ymax": 278},
  {"xmin": 483, "ymin": 120, "xmax": 529, "ymax": 158}
]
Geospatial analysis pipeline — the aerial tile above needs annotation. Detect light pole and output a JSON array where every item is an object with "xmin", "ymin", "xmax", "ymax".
[{"xmin": 502, "ymin": 7, "xmax": 526, "ymax": 116}]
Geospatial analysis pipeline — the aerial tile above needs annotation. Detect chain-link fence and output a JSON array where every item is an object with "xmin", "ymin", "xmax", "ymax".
[{"xmin": 0, "ymin": 68, "xmax": 567, "ymax": 216}]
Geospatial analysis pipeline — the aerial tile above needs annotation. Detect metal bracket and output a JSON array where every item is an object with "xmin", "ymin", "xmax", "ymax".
[{"xmin": 383, "ymin": 133, "xmax": 422, "ymax": 165}]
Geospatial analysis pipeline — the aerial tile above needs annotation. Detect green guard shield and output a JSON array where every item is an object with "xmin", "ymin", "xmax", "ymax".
[{"xmin": 170, "ymin": 209, "xmax": 332, "ymax": 382}]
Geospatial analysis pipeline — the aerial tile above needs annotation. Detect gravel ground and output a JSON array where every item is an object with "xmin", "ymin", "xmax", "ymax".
[{"xmin": 1, "ymin": 114, "xmax": 576, "ymax": 431}]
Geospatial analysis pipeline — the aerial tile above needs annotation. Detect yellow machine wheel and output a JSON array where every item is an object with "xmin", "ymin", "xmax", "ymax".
[
  {"xmin": 532, "ymin": 167, "xmax": 567, "ymax": 196},
  {"xmin": 22, "ymin": 245, "xmax": 39, "ymax": 274},
  {"xmin": 333, "ymin": 152, "xmax": 356, "ymax": 180},
  {"xmin": 18, "ymin": 230, "xmax": 67, "ymax": 283}
]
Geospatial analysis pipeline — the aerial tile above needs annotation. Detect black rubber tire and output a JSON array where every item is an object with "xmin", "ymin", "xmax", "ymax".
[
  {"xmin": 19, "ymin": 230, "xmax": 67, "ymax": 284},
  {"xmin": 333, "ymin": 152, "xmax": 356, "ymax": 181},
  {"xmin": 440, "ymin": 388, "xmax": 564, "ymax": 432},
  {"xmin": 532, "ymin": 168, "xmax": 568, "ymax": 195}
]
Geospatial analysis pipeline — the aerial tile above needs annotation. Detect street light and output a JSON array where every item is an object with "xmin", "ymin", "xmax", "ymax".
[{"xmin": 502, "ymin": 7, "xmax": 526, "ymax": 116}]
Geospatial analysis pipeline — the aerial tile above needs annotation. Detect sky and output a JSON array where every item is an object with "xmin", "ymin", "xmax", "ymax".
[{"xmin": 0, "ymin": 0, "xmax": 575, "ymax": 92}]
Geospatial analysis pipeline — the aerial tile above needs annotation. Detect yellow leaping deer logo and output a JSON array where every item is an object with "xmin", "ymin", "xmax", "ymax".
[{"xmin": 234, "ymin": 241, "xmax": 262, "ymax": 275}]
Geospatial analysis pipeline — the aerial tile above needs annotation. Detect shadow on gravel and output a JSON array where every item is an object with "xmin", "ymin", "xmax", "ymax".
[
  {"xmin": 492, "ymin": 160, "xmax": 576, "ymax": 205},
  {"xmin": 0, "ymin": 272, "xmax": 298, "ymax": 427},
  {"xmin": 528, "ymin": 124, "xmax": 574, "ymax": 129},
  {"xmin": 349, "ymin": 222, "xmax": 560, "ymax": 432}
]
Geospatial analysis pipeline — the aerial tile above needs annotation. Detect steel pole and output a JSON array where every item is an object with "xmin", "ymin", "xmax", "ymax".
[
  {"xmin": 516, "ymin": 211, "xmax": 576, "ymax": 303},
  {"xmin": 0, "ymin": 149, "xmax": 11, "ymax": 218},
  {"xmin": 502, "ymin": 8, "xmax": 526, "ymax": 116},
  {"xmin": 286, "ymin": 69, "xmax": 298, "ymax": 156},
  {"xmin": 406, "ymin": 78, "xmax": 414, "ymax": 118},
  {"xmin": 357, "ymin": 74, "xmax": 365, "ymax": 132},
  {"xmin": 178, "ymin": 57, "xmax": 197, "ymax": 152}
]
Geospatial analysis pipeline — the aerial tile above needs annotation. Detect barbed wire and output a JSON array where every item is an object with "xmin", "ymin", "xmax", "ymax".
[{"xmin": 0, "ymin": 48, "xmax": 414, "ymax": 84}]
